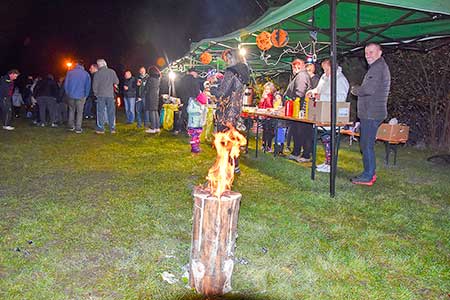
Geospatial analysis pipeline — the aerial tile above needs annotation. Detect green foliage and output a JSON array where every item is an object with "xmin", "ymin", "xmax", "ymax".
[
  {"xmin": 0, "ymin": 118, "xmax": 449, "ymax": 299},
  {"xmin": 386, "ymin": 43, "xmax": 450, "ymax": 149}
]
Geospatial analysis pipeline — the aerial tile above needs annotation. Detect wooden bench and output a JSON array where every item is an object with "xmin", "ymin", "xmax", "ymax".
[{"xmin": 340, "ymin": 129, "xmax": 408, "ymax": 166}]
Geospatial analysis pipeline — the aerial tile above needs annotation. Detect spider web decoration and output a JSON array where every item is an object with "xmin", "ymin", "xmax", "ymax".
[{"xmin": 260, "ymin": 32, "xmax": 321, "ymax": 66}]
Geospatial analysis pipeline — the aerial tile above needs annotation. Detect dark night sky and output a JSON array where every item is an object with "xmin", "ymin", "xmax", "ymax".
[{"xmin": 0, "ymin": 0, "xmax": 276, "ymax": 77}]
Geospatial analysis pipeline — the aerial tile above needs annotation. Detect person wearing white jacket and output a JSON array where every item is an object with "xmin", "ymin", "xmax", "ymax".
[
  {"xmin": 306, "ymin": 59, "xmax": 350, "ymax": 173},
  {"xmin": 307, "ymin": 59, "xmax": 349, "ymax": 102}
]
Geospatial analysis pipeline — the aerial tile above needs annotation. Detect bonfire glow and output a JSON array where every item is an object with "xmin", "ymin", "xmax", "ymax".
[{"xmin": 207, "ymin": 125, "xmax": 247, "ymax": 198}]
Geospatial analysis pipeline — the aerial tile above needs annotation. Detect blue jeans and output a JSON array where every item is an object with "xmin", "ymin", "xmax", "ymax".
[
  {"xmin": 83, "ymin": 98, "xmax": 94, "ymax": 118},
  {"xmin": 124, "ymin": 97, "xmax": 135, "ymax": 123},
  {"xmin": 96, "ymin": 97, "xmax": 116, "ymax": 132},
  {"xmin": 135, "ymin": 100, "xmax": 149, "ymax": 128},
  {"xmin": 359, "ymin": 119, "xmax": 382, "ymax": 179}
]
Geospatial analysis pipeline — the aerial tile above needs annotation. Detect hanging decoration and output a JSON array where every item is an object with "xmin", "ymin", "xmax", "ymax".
[
  {"xmin": 256, "ymin": 31, "xmax": 272, "ymax": 51},
  {"xmin": 200, "ymin": 52, "xmax": 213, "ymax": 65},
  {"xmin": 270, "ymin": 29, "xmax": 289, "ymax": 48}
]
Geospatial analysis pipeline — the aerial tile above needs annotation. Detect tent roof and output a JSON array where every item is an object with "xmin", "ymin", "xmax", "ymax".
[{"xmin": 169, "ymin": 0, "xmax": 450, "ymax": 76}]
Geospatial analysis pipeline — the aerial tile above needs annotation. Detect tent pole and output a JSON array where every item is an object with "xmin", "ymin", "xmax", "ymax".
[{"xmin": 330, "ymin": 0, "xmax": 337, "ymax": 198}]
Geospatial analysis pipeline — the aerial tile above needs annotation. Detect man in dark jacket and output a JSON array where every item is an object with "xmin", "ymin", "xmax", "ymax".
[
  {"xmin": 136, "ymin": 67, "xmax": 149, "ymax": 128},
  {"xmin": 284, "ymin": 59, "xmax": 312, "ymax": 163},
  {"xmin": 144, "ymin": 66, "xmax": 161, "ymax": 133},
  {"xmin": 33, "ymin": 74, "xmax": 59, "ymax": 127},
  {"xmin": 93, "ymin": 59, "xmax": 119, "ymax": 134},
  {"xmin": 0, "ymin": 69, "xmax": 20, "ymax": 130},
  {"xmin": 123, "ymin": 70, "xmax": 137, "ymax": 124},
  {"xmin": 64, "ymin": 60, "xmax": 91, "ymax": 133},
  {"xmin": 351, "ymin": 43, "xmax": 391, "ymax": 186}
]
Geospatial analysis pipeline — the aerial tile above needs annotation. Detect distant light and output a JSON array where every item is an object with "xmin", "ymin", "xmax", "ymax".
[
  {"xmin": 66, "ymin": 62, "xmax": 73, "ymax": 69},
  {"xmin": 168, "ymin": 71, "xmax": 176, "ymax": 80},
  {"xmin": 239, "ymin": 47, "xmax": 247, "ymax": 56},
  {"xmin": 156, "ymin": 57, "xmax": 166, "ymax": 67}
]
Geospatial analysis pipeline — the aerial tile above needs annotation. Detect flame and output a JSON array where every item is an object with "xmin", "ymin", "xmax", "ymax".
[{"xmin": 207, "ymin": 124, "xmax": 247, "ymax": 198}]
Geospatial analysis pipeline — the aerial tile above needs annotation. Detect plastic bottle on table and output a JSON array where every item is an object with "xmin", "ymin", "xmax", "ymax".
[
  {"xmin": 293, "ymin": 97, "xmax": 300, "ymax": 118},
  {"xmin": 285, "ymin": 99, "xmax": 293, "ymax": 117}
]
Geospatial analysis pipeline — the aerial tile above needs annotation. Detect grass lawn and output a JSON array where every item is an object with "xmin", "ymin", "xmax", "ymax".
[{"xmin": 1, "ymin": 116, "xmax": 449, "ymax": 300}]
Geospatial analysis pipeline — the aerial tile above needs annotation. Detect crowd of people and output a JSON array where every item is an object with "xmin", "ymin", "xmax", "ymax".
[{"xmin": 0, "ymin": 42, "xmax": 390, "ymax": 185}]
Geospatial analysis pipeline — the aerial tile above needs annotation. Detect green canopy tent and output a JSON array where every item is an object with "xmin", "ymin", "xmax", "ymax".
[
  {"xmin": 169, "ymin": 0, "xmax": 450, "ymax": 76},
  {"xmin": 168, "ymin": 0, "xmax": 450, "ymax": 196}
]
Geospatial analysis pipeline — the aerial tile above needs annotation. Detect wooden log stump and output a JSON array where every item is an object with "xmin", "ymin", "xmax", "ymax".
[{"xmin": 189, "ymin": 186, "xmax": 241, "ymax": 296}]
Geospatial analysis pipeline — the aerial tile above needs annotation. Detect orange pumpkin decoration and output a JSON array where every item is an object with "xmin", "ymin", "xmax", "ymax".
[
  {"xmin": 256, "ymin": 31, "xmax": 272, "ymax": 51},
  {"xmin": 199, "ymin": 52, "xmax": 212, "ymax": 65},
  {"xmin": 271, "ymin": 29, "xmax": 289, "ymax": 48}
]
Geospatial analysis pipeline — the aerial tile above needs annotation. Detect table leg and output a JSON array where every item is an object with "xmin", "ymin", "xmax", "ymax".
[
  {"xmin": 255, "ymin": 117, "xmax": 259, "ymax": 158},
  {"xmin": 273, "ymin": 119, "xmax": 278, "ymax": 158},
  {"xmin": 335, "ymin": 126, "xmax": 342, "ymax": 167},
  {"xmin": 245, "ymin": 117, "xmax": 250, "ymax": 154},
  {"xmin": 311, "ymin": 125, "xmax": 318, "ymax": 180},
  {"xmin": 393, "ymin": 144, "xmax": 398, "ymax": 165},
  {"xmin": 384, "ymin": 142, "xmax": 390, "ymax": 166}
]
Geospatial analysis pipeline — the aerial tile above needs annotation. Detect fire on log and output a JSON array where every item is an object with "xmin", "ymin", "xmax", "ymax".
[{"xmin": 189, "ymin": 125, "xmax": 246, "ymax": 296}]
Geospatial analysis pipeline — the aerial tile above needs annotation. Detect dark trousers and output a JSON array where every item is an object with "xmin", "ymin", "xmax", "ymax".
[
  {"xmin": 292, "ymin": 122, "xmax": 313, "ymax": 158},
  {"xmin": 0, "ymin": 97, "xmax": 12, "ymax": 126},
  {"xmin": 148, "ymin": 110, "xmax": 160, "ymax": 129},
  {"xmin": 360, "ymin": 119, "xmax": 382, "ymax": 179},
  {"xmin": 37, "ymin": 96, "xmax": 57, "ymax": 124},
  {"xmin": 262, "ymin": 119, "xmax": 275, "ymax": 149},
  {"xmin": 173, "ymin": 110, "xmax": 183, "ymax": 132}
]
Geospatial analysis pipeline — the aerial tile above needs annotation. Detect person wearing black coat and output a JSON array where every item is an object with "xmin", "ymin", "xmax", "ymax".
[
  {"xmin": 144, "ymin": 66, "xmax": 161, "ymax": 133},
  {"xmin": 33, "ymin": 74, "xmax": 59, "ymax": 127},
  {"xmin": 0, "ymin": 69, "xmax": 20, "ymax": 130},
  {"xmin": 123, "ymin": 70, "xmax": 137, "ymax": 124},
  {"xmin": 176, "ymin": 69, "xmax": 202, "ymax": 133}
]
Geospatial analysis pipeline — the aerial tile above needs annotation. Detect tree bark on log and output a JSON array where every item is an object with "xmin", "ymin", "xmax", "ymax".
[{"xmin": 189, "ymin": 187, "xmax": 241, "ymax": 296}]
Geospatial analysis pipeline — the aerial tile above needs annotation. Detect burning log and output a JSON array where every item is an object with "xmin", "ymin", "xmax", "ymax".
[{"xmin": 189, "ymin": 125, "xmax": 246, "ymax": 296}]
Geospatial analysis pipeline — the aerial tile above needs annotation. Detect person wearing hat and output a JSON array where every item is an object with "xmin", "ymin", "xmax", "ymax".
[
  {"xmin": 212, "ymin": 49, "xmax": 250, "ymax": 174},
  {"xmin": 0, "ymin": 69, "xmax": 20, "ymax": 130},
  {"xmin": 187, "ymin": 92, "xmax": 207, "ymax": 153}
]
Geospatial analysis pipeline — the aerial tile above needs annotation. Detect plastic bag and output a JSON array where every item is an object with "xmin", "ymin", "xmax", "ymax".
[
  {"xmin": 163, "ymin": 104, "xmax": 178, "ymax": 131},
  {"xmin": 200, "ymin": 106, "xmax": 215, "ymax": 142}
]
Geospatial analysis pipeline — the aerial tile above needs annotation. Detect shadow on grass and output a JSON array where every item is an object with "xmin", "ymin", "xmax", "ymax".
[{"xmin": 177, "ymin": 293, "xmax": 282, "ymax": 300}]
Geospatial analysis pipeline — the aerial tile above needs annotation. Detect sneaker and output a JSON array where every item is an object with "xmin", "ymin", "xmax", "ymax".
[
  {"xmin": 155, "ymin": 128, "xmax": 161, "ymax": 133},
  {"xmin": 298, "ymin": 157, "xmax": 312, "ymax": 163},
  {"xmin": 317, "ymin": 164, "xmax": 331, "ymax": 173},
  {"xmin": 51, "ymin": 123, "xmax": 58, "ymax": 128},
  {"xmin": 316, "ymin": 163, "xmax": 326, "ymax": 169},
  {"xmin": 145, "ymin": 128, "xmax": 156, "ymax": 133},
  {"xmin": 2, "ymin": 126, "xmax": 15, "ymax": 131},
  {"xmin": 351, "ymin": 175, "xmax": 374, "ymax": 186},
  {"xmin": 95, "ymin": 130, "xmax": 105, "ymax": 134},
  {"xmin": 68, "ymin": 127, "xmax": 75, "ymax": 132},
  {"xmin": 110, "ymin": 130, "xmax": 116, "ymax": 134},
  {"xmin": 75, "ymin": 129, "xmax": 83, "ymax": 134},
  {"xmin": 288, "ymin": 154, "xmax": 300, "ymax": 162},
  {"xmin": 40, "ymin": 123, "xmax": 45, "ymax": 127},
  {"xmin": 173, "ymin": 130, "xmax": 179, "ymax": 135}
]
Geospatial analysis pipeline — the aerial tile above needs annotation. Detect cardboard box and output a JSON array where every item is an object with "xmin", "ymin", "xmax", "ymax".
[
  {"xmin": 308, "ymin": 101, "xmax": 350, "ymax": 123},
  {"xmin": 376, "ymin": 124, "xmax": 409, "ymax": 141}
]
